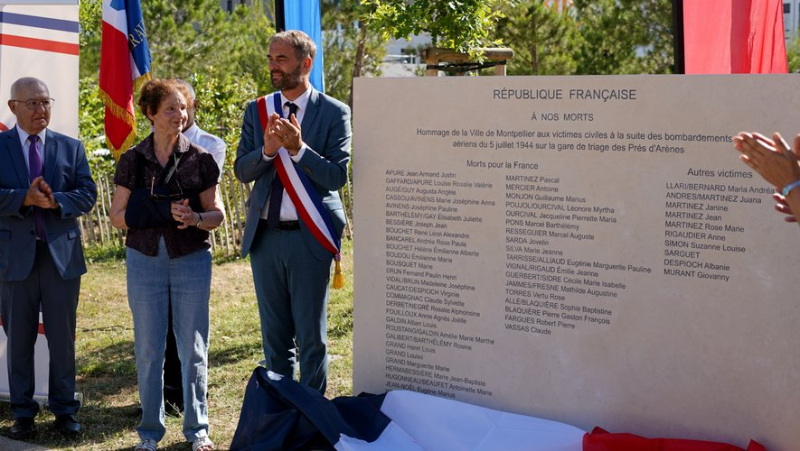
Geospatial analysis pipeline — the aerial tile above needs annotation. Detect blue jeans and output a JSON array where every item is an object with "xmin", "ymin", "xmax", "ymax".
[{"xmin": 126, "ymin": 238, "xmax": 211, "ymax": 442}]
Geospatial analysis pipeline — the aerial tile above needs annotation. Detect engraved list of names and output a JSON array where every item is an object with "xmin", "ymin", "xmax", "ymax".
[{"xmin": 353, "ymin": 75, "xmax": 800, "ymax": 450}]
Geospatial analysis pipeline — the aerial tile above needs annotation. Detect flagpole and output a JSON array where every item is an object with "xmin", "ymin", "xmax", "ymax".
[
  {"xmin": 275, "ymin": 0, "xmax": 285, "ymax": 31},
  {"xmin": 673, "ymin": 0, "xmax": 685, "ymax": 74}
]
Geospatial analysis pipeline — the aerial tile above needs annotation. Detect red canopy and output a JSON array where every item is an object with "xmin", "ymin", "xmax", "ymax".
[{"xmin": 683, "ymin": 0, "xmax": 787, "ymax": 73}]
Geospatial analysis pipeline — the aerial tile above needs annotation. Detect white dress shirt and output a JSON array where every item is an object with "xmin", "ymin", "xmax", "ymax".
[
  {"xmin": 182, "ymin": 122, "xmax": 226, "ymax": 179},
  {"xmin": 260, "ymin": 87, "xmax": 312, "ymax": 222}
]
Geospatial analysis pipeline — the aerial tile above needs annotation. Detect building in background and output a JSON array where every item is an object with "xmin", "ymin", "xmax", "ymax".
[{"xmin": 785, "ymin": 1, "xmax": 800, "ymax": 42}]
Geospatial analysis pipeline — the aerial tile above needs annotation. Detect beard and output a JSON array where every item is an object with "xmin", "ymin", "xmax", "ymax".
[{"xmin": 271, "ymin": 63, "xmax": 303, "ymax": 90}]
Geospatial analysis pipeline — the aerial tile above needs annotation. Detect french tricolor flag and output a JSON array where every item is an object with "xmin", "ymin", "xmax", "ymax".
[
  {"xmin": 230, "ymin": 368, "xmax": 767, "ymax": 450},
  {"xmin": 230, "ymin": 367, "xmax": 587, "ymax": 450},
  {"xmin": 99, "ymin": 0, "xmax": 151, "ymax": 159}
]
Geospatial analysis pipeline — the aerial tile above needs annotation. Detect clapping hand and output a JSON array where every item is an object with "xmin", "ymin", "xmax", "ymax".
[
  {"xmin": 734, "ymin": 132, "xmax": 800, "ymax": 189},
  {"xmin": 263, "ymin": 113, "xmax": 283, "ymax": 158},
  {"xmin": 773, "ymin": 192, "xmax": 797, "ymax": 222},
  {"xmin": 267, "ymin": 113, "xmax": 302, "ymax": 156},
  {"xmin": 171, "ymin": 199, "xmax": 197, "ymax": 229},
  {"xmin": 24, "ymin": 176, "xmax": 57, "ymax": 209}
]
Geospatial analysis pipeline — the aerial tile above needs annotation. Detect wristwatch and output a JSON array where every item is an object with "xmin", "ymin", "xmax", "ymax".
[{"xmin": 196, "ymin": 212, "xmax": 204, "ymax": 227}]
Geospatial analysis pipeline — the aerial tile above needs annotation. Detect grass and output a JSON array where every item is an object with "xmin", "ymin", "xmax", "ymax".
[{"xmin": 0, "ymin": 240, "xmax": 354, "ymax": 450}]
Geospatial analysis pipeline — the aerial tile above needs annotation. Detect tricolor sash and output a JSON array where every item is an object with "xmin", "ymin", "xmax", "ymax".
[{"xmin": 256, "ymin": 94, "xmax": 344, "ymax": 288}]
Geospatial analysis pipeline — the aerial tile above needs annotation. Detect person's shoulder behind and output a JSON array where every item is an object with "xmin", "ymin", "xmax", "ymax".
[
  {"xmin": 186, "ymin": 142, "xmax": 221, "ymax": 182},
  {"xmin": 187, "ymin": 141, "xmax": 219, "ymax": 165},
  {"xmin": 196, "ymin": 127, "xmax": 225, "ymax": 147},
  {"xmin": 187, "ymin": 140, "xmax": 209, "ymax": 155}
]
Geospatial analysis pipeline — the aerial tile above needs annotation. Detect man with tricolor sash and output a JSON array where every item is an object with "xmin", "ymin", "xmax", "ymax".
[{"xmin": 234, "ymin": 30, "xmax": 350, "ymax": 394}]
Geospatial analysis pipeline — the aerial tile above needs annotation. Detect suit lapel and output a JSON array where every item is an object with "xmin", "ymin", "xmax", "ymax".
[
  {"xmin": 43, "ymin": 129, "xmax": 58, "ymax": 186},
  {"xmin": 3, "ymin": 128, "xmax": 30, "ymax": 187},
  {"xmin": 302, "ymin": 88, "xmax": 321, "ymax": 137}
]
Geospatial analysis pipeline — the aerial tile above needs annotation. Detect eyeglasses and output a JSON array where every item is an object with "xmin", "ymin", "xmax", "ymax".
[
  {"xmin": 11, "ymin": 98, "xmax": 55, "ymax": 111},
  {"xmin": 150, "ymin": 176, "xmax": 184, "ymax": 202}
]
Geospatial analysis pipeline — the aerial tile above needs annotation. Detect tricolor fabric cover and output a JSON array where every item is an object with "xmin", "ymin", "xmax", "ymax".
[
  {"xmin": 583, "ymin": 427, "xmax": 766, "ymax": 451},
  {"xmin": 230, "ymin": 367, "xmax": 585, "ymax": 450}
]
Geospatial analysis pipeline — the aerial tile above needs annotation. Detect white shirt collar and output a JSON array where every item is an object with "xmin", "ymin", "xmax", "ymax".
[
  {"xmin": 280, "ymin": 86, "xmax": 312, "ymax": 114},
  {"xmin": 16, "ymin": 125, "xmax": 46, "ymax": 149}
]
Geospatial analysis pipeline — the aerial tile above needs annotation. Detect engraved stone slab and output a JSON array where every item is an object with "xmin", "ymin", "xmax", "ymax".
[{"xmin": 352, "ymin": 75, "xmax": 799, "ymax": 450}]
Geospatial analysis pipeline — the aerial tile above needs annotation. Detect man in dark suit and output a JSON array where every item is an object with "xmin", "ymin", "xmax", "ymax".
[
  {"xmin": 234, "ymin": 31, "xmax": 350, "ymax": 394},
  {"xmin": 0, "ymin": 77, "xmax": 97, "ymax": 438}
]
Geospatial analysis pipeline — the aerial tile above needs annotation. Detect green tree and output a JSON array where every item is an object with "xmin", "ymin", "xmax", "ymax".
[
  {"xmin": 572, "ymin": 0, "xmax": 674, "ymax": 74},
  {"xmin": 787, "ymin": 33, "xmax": 800, "ymax": 72},
  {"xmin": 78, "ymin": 0, "xmax": 102, "ymax": 79},
  {"xmin": 495, "ymin": 1, "xmax": 578, "ymax": 75},
  {"xmin": 78, "ymin": 77, "xmax": 115, "ymax": 175},
  {"xmin": 188, "ymin": 72, "xmax": 257, "ymax": 170},
  {"xmin": 78, "ymin": 0, "xmax": 274, "ymax": 168},
  {"xmin": 141, "ymin": 0, "xmax": 272, "ymax": 90},
  {"xmin": 322, "ymin": 0, "xmax": 387, "ymax": 107},
  {"xmin": 363, "ymin": 0, "xmax": 504, "ymax": 55},
  {"xmin": 81, "ymin": 0, "xmax": 272, "ymax": 85}
]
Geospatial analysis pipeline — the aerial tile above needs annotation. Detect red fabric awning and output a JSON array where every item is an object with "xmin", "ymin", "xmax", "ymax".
[{"xmin": 684, "ymin": 0, "xmax": 787, "ymax": 73}]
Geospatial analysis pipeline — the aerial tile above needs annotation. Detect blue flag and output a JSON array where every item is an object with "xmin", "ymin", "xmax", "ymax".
[
  {"xmin": 123, "ymin": 0, "xmax": 151, "ymax": 78},
  {"xmin": 284, "ymin": 0, "xmax": 324, "ymax": 93}
]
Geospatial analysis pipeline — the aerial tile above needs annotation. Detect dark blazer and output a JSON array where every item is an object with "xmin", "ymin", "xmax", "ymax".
[
  {"xmin": 234, "ymin": 88, "xmax": 351, "ymax": 260},
  {"xmin": 0, "ymin": 127, "xmax": 97, "ymax": 281}
]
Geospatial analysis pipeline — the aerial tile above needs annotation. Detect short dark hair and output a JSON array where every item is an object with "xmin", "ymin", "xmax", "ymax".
[
  {"xmin": 138, "ymin": 79, "xmax": 191, "ymax": 124},
  {"xmin": 269, "ymin": 30, "xmax": 316, "ymax": 61}
]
